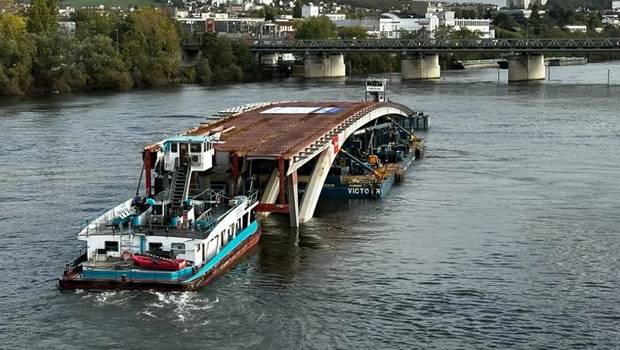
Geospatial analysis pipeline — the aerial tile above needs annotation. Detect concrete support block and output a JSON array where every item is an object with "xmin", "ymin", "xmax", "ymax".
[
  {"xmin": 401, "ymin": 54, "xmax": 440, "ymax": 80},
  {"xmin": 299, "ymin": 149, "xmax": 334, "ymax": 224},
  {"xmin": 304, "ymin": 54, "xmax": 346, "ymax": 78},
  {"xmin": 508, "ymin": 54, "xmax": 545, "ymax": 82}
]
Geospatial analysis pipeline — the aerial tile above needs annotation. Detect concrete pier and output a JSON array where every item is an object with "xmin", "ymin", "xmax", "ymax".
[
  {"xmin": 401, "ymin": 54, "xmax": 440, "ymax": 80},
  {"xmin": 304, "ymin": 54, "xmax": 346, "ymax": 78},
  {"xmin": 508, "ymin": 54, "xmax": 545, "ymax": 82}
]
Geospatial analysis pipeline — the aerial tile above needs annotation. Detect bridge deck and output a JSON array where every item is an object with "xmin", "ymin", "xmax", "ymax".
[{"xmin": 187, "ymin": 101, "xmax": 375, "ymax": 159}]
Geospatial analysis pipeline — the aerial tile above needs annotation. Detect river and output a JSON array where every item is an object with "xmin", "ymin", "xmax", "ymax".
[{"xmin": 1, "ymin": 62, "xmax": 619, "ymax": 349}]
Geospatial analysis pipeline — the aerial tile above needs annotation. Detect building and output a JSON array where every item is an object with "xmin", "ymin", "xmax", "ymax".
[
  {"xmin": 261, "ymin": 18, "xmax": 295, "ymax": 39},
  {"xmin": 506, "ymin": 0, "xmax": 546, "ymax": 9},
  {"xmin": 602, "ymin": 14, "xmax": 619, "ymax": 26},
  {"xmin": 301, "ymin": 3, "xmax": 320, "ymax": 18},
  {"xmin": 613, "ymin": 1, "xmax": 620, "ymax": 11},
  {"xmin": 453, "ymin": 18, "xmax": 494, "ymax": 38},
  {"xmin": 325, "ymin": 13, "xmax": 346, "ymax": 21},
  {"xmin": 379, "ymin": 13, "xmax": 439, "ymax": 38},
  {"xmin": 435, "ymin": 11, "xmax": 495, "ymax": 38},
  {"xmin": 564, "ymin": 25, "xmax": 587, "ymax": 33}
]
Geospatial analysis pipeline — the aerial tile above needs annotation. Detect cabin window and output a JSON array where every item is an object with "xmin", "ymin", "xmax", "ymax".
[
  {"xmin": 149, "ymin": 242, "xmax": 163, "ymax": 251},
  {"xmin": 171, "ymin": 243, "xmax": 185, "ymax": 251},
  {"xmin": 104, "ymin": 241, "xmax": 119, "ymax": 252},
  {"xmin": 171, "ymin": 143, "xmax": 178, "ymax": 153},
  {"xmin": 190, "ymin": 143, "xmax": 201, "ymax": 153}
]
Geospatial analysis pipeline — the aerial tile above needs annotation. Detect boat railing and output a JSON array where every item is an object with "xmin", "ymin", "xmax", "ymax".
[{"xmin": 79, "ymin": 198, "xmax": 133, "ymax": 236}]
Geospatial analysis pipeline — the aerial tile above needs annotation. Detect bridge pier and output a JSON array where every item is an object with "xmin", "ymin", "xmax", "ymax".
[
  {"xmin": 508, "ymin": 54, "xmax": 545, "ymax": 82},
  {"xmin": 401, "ymin": 54, "xmax": 440, "ymax": 80},
  {"xmin": 304, "ymin": 54, "xmax": 346, "ymax": 78}
]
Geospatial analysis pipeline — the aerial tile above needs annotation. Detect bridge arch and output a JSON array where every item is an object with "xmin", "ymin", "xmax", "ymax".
[{"xmin": 284, "ymin": 102, "xmax": 415, "ymax": 225}]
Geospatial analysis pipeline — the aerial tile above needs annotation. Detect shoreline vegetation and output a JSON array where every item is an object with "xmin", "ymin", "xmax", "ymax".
[
  {"xmin": 2, "ymin": 0, "xmax": 620, "ymax": 97},
  {"xmin": 0, "ymin": 0, "xmax": 263, "ymax": 97}
]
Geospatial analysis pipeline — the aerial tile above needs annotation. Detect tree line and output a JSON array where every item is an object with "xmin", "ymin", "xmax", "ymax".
[{"xmin": 0, "ymin": 0, "xmax": 260, "ymax": 97}]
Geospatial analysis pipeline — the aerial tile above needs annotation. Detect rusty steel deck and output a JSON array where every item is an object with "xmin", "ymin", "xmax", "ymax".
[{"xmin": 186, "ymin": 101, "xmax": 376, "ymax": 159}]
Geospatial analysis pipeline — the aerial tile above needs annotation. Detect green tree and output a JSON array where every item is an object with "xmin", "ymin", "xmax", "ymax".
[
  {"xmin": 337, "ymin": 25, "xmax": 368, "ymax": 38},
  {"xmin": 295, "ymin": 16, "xmax": 337, "ymax": 39},
  {"xmin": 232, "ymin": 40, "xmax": 260, "ymax": 81},
  {"xmin": 26, "ymin": 0, "xmax": 58, "ymax": 33},
  {"xmin": 0, "ymin": 13, "xmax": 35, "ymax": 96},
  {"xmin": 72, "ymin": 9, "xmax": 122, "ymax": 39},
  {"xmin": 31, "ymin": 31, "xmax": 87, "ymax": 93},
  {"xmin": 122, "ymin": 8, "xmax": 180, "ymax": 87},
  {"xmin": 80, "ymin": 34, "xmax": 132, "ymax": 89},
  {"xmin": 199, "ymin": 33, "xmax": 242, "ymax": 83},
  {"xmin": 195, "ymin": 57, "xmax": 212, "ymax": 83},
  {"xmin": 493, "ymin": 13, "xmax": 518, "ymax": 32}
]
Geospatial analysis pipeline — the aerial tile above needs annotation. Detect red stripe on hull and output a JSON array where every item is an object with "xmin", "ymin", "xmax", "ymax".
[{"xmin": 59, "ymin": 228, "xmax": 262, "ymax": 291}]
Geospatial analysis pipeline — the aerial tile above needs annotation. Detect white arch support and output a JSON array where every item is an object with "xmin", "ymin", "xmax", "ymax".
[{"xmin": 292, "ymin": 104, "xmax": 412, "ymax": 224}]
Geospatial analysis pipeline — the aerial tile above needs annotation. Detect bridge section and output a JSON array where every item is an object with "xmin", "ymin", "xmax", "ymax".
[
  {"xmin": 184, "ymin": 100, "xmax": 415, "ymax": 226},
  {"xmin": 248, "ymin": 38, "xmax": 620, "ymax": 81},
  {"xmin": 248, "ymin": 38, "xmax": 620, "ymax": 54}
]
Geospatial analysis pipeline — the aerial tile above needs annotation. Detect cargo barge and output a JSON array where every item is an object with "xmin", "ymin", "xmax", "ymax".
[{"xmin": 60, "ymin": 80, "xmax": 428, "ymax": 288}]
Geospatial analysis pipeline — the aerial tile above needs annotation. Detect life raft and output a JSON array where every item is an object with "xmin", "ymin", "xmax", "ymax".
[{"xmin": 131, "ymin": 253, "xmax": 187, "ymax": 271}]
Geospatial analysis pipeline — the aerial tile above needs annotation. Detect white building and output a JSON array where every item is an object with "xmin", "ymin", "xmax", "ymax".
[
  {"xmin": 613, "ymin": 1, "xmax": 620, "ymax": 11},
  {"xmin": 602, "ymin": 14, "xmax": 619, "ymax": 26},
  {"xmin": 325, "ymin": 13, "xmax": 346, "ymax": 21},
  {"xmin": 379, "ymin": 13, "xmax": 439, "ymax": 38},
  {"xmin": 301, "ymin": 3, "xmax": 320, "ymax": 18},
  {"xmin": 435, "ymin": 11, "xmax": 494, "ymax": 38},
  {"xmin": 453, "ymin": 18, "xmax": 494, "ymax": 38}
]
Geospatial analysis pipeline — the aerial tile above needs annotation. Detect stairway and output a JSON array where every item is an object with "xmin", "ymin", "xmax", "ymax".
[{"xmin": 170, "ymin": 165, "xmax": 189, "ymax": 209}]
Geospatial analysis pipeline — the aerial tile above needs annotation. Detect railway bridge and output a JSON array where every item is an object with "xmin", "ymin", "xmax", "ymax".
[
  {"xmin": 183, "ymin": 100, "xmax": 417, "ymax": 227},
  {"xmin": 248, "ymin": 38, "xmax": 620, "ymax": 82}
]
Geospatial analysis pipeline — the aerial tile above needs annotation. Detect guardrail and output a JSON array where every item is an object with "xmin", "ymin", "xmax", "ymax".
[{"xmin": 248, "ymin": 38, "xmax": 620, "ymax": 53}]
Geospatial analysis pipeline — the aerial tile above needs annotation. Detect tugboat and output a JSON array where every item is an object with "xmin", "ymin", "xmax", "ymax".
[{"xmin": 59, "ymin": 133, "xmax": 260, "ymax": 291}]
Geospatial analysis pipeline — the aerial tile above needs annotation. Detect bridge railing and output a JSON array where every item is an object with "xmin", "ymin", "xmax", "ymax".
[{"xmin": 248, "ymin": 38, "xmax": 620, "ymax": 53}]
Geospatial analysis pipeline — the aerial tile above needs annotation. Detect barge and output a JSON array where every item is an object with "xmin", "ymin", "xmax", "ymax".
[{"xmin": 60, "ymin": 80, "xmax": 428, "ymax": 286}]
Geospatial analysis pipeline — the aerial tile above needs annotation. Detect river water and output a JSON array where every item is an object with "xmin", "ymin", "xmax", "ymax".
[{"xmin": 1, "ymin": 63, "xmax": 619, "ymax": 349}]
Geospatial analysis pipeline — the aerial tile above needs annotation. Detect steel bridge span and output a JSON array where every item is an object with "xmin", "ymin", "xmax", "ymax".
[
  {"xmin": 248, "ymin": 38, "xmax": 620, "ymax": 53},
  {"xmin": 247, "ymin": 38, "xmax": 620, "ymax": 81},
  {"xmin": 184, "ymin": 101, "xmax": 416, "ymax": 227}
]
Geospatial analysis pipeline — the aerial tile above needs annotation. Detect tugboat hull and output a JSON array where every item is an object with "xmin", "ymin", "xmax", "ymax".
[{"xmin": 59, "ymin": 223, "xmax": 261, "ymax": 292}]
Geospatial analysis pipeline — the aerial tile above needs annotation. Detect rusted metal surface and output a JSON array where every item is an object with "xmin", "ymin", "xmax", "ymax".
[{"xmin": 186, "ymin": 101, "xmax": 377, "ymax": 159}]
